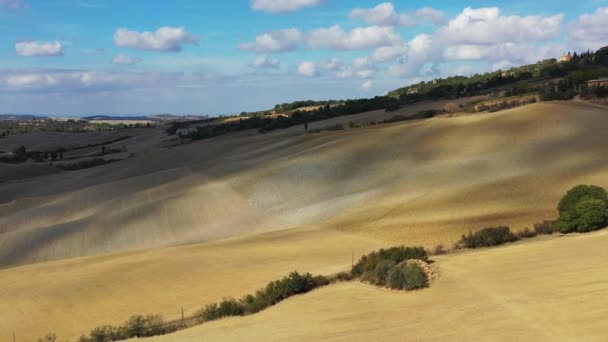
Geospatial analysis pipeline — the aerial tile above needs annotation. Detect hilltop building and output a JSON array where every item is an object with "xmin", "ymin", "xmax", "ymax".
[
  {"xmin": 586, "ymin": 78, "xmax": 608, "ymax": 88},
  {"xmin": 559, "ymin": 52, "xmax": 573, "ymax": 63}
]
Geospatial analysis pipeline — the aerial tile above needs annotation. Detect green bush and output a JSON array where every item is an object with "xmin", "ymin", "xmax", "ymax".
[
  {"xmin": 372, "ymin": 260, "xmax": 396, "ymax": 286},
  {"xmin": 124, "ymin": 314, "xmax": 165, "ymax": 338},
  {"xmin": 401, "ymin": 263, "xmax": 429, "ymax": 290},
  {"xmin": 352, "ymin": 246, "xmax": 428, "ymax": 277},
  {"xmin": 558, "ymin": 185, "xmax": 608, "ymax": 233},
  {"xmin": 386, "ymin": 263, "xmax": 429, "ymax": 291},
  {"xmin": 458, "ymin": 226, "xmax": 518, "ymax": 248},
  {"xmin": 78, "ymin": 314, "xmax": 166, "ymax": 342},
  {"xmin": 197, "ymin": 298, "xmax": 245, "ymax": 321}
]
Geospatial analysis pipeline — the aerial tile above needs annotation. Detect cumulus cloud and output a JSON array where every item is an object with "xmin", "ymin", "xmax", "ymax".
[
  {"xmin": 437, "ymin": 7, "xmax": 563, "ymax": 44},
  {"xmin": 381, "ymin": 7, "xmax": 568, "ymax": 78},
  {"xmin": 252, "ymin": 54, "xmax": 280, "ymax": 68},
  {"xmin": 307, "ymin": 25, "xmax": 401, "ymax": 50},
  {"xmin": 297, "ymin": 61, "xmax": 316, "ymax": 76},
  {"xmin": 114, "ymin": 26, "xmax": 198, "ymax": 52},
  {"xmin": 250, "ymin": 0, "xmax": 321, "ymax": 13},
  {"xmin": 569, "ymin": 7, "xmax": 608, "ymax": 50},
  {"xmin": 15, "ymin": 41, "xmax": 63, "ymax": 57},
  {"xmin": 350, "ymin": 3, "xmax": 444, "ymax": 27},
  {"xmin": 112, "ymin": 53, "xmax": 142, "ymax": 65},
  {"xmin": 372, "ymin": 44, "xmax": 408, "ymax": 62},
  {"xmin": 240, "ymin": 28, "xmax": 303, "ymax": 53},
  {"xmin": 320, "ymin": 57, "xmax": 345, "ymax": 71},
  {"xmin": 360, "ymin": 79, "xmax": 373, "ymax": 90},
  {"xmin": 0, "ymin": 69, "xmax": 221, "ymax": 93}
]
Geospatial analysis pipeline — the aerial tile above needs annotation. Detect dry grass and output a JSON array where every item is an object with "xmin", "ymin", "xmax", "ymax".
[
  {"xmin": 0, "ymin": 228, "xmax": 383, "ymax": 341},
  {"xmin": 1, "ymin": 100, "xmax": 608, "ymax": 340},
  {"xmin": 3, "ymin": 102, "xmax": 608, "ymax": 266},
  {"xmin": 141, "ymin": 230, "xmax": 608, "ymax": 342}
]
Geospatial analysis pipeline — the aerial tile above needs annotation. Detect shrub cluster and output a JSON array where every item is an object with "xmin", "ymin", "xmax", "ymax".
[
  {"xmin": 386, "ymin": 262, "xmax": 429, "ymax": 290},
  {"xmin": 77, "ymin": 314, "xmax": 169, "ymax": 342},
  {"xmin": 196, "ymin": 271, "xmax": 326, "ymax": 323},
  {"xmin": 457, "ymin": 226, "xmax": 518, "ymax": 249},
  {"xmin": 352, "ymin": 246, "xmax": 428, "ymax": 277},
  {"xmin": 352, "ymin": 246, "xmax": 430, "ymax": 291},
  {"xmin": 558, "ymin": 185, "xmax": 608, "ymax": 233}
]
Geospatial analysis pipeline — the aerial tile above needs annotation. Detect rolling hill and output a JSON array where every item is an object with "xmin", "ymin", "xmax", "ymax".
[{"xmin": 1, "ymin": 100, "xmax": 608, "ymax": 341}]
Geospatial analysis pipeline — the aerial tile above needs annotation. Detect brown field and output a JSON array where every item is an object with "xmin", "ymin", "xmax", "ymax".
[
  {"xmin": 141, "ymin": 230, "xmax": 608, "ymax": 342},
  {"xmin": 0, "ymin": 100, "xmax": 607, "ymax": 340}
]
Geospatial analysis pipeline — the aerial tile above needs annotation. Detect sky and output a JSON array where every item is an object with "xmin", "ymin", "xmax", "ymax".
[{"xmin": 0, "ymin": 0, "xmax": 607, "ymax": 115}]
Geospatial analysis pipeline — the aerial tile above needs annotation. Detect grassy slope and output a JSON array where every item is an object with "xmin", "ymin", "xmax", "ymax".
[
  {"xmin": 1, "ymin": 101, "xmax": 608, "ymax": 340},
  {"xmin": 142, "ymin": 230, "xmax": 608, "ymax": 342},
  {"xmin": 2, "ymin": 101, "xmax": 608, "ymax": 267}
]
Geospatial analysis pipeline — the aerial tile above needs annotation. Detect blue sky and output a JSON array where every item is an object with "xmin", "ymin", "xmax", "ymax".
[{"xmin": 0, "ymin": 0, "xmax": 607, "ymax": 115}]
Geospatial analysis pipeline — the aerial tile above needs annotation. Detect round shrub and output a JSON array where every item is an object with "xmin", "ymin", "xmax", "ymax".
[
  {"xmin": 558, "ymin": 185, "xmax": 608, "ymax": 233},
  {"xmin": 386, "ymin": 265, "xmax": 407, "ymax": 290},
  {"xmin": 401, "ymin": 263, "xmax": 429, "ymax": 290},
  {"xmin": 385, "ymin": 263, "xmax": 429, "ymax": 291},
  {"xmin": 372, "ymin": 260, "xmax": 396, "ymax": 286}
]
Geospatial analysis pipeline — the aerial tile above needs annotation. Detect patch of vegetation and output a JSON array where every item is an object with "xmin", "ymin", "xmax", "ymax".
[
  {"xmin": 352, "ymin": 246, "xmax": 430, "ymax": 290},
  {"xmin": 57, "ymin": 158, "xmax": 121, "ymax": 171},
  {"xmin": 75, "ymin": 314, "xmax": 170, "ymax": 342},
  {"xmin": 533, "ymin": 220, "xmax": 559, "ymax": 235},
  {"xmin": 457, "ymin": 226, "xmax": 518, "ymax": 249},
  {"xmin": 0, "ymin": 119, "xmax": 120, "ymax": 136},
  {"xmin": 386, "ymin": 262, "xmax": 429, "ymax": 291},
  {"xmin": 558, "ymin": 185, "xmax": 608, "ymax": 233},
  {"xmin": 352, "ymin": 246, "xmax": 428, "ymax": 277}
]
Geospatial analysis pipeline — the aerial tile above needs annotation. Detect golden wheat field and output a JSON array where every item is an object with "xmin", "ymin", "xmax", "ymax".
[
  {"xmin": 140, "ymin": 230, "xmax": 608, "ymax": 342},
  {"xmin": 1, "ymin": 100, "xmax": 608, "ymax": 340}
]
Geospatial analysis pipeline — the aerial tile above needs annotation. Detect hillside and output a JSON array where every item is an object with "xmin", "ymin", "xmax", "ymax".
[
  {"xmin": 1, "ymin": 100, "xmax": 608, "ymax": 341},
  {"xmin": 141, "ymin": 230, "xmax": 608, "ymax": 342},
  {"xmin": 2, "ymin": 101, "xmax": 608, "ymax": 267}
]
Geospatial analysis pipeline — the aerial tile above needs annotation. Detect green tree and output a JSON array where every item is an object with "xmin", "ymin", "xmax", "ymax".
[{"xmin": 558, "ymin": 185, "xmax": 608, "ymax": 232}]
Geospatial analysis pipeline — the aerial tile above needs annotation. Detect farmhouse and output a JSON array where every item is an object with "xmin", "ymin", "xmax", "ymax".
[
  {"xmin": 586, "ymin": 78, "xmax": 608, "ymax": 88},
  {"xmin": 559, "ymin": 52, "xmax": 573, "ymax": 63}
]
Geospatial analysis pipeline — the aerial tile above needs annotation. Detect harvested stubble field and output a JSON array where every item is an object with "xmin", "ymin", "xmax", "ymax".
[{"xmin": 1, "ymin": 100, "xmax": 608, "ymax": 340}]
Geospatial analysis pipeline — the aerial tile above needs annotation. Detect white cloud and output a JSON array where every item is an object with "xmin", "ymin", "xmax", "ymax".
[
  {"xmin": 569, "ymin": 8, "xmax": 608, "ymax": 50},
  {"xmin": 297, "ymin": 61, "xmax": 316, "ymax": 76},
  {"xmin": 112, "ymin": 53, "xmax": 142, "ymax": 65},
  {"xmin": 240, "ymin": 28, "xmax": 303, "ymax": 53},
  {"xmin": 356, "ymin": 69, "xmax": 374, "ymax": 79},
  {"xmin": 437, "ymin": 7, "xmax": 563, "ymax": 44},
  {"xmin": 114, "ymin": 26, "xmax": 198, "ymax": 52},
  {"xmin": 320, "ymin": 57, "xmax": 344, "ymax": 71},
  {"xmin": 15, "ymin": 41, "xmax": 63, "ymax": 57},
  {"xmin": 307, "ymin": 25, "xmax": 401, "ymax": 50},
  {"xmin": 416, "ymin": 7, "xmax": 446, "ymax": 25},
  {"xmin": 353, "ymin": 56, "xmax": 375, "ymax": 70},
  {"xmin": 372, "ymin": 44, "xmax": 408, "ymax": 62},
  {"xmin": 252, "ymin": 54, "xmax": 280, "ymax": 68},
  {"xmin": 350, "ymin": 3, "xmax": 444, "ymax": 27},
  {"xmin": 250, "ymin": 0, "xmax": 322, "ymax": 13},
  {"xmin": 360, "ymin": 79, "xmax": 373, "ymax": 90},
  {"xmin": 336, "ymin": 69, "xmax": 353, "ymax": 78}
]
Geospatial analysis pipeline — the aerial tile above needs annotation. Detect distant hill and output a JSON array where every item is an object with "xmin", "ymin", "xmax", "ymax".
[
  {"xmin": 0, "ymin": 114, "xmax": 47, "ymax": 121},
  {"xmin": 82, "ymin": 114, "xmax": 209, "ymax": 122}
]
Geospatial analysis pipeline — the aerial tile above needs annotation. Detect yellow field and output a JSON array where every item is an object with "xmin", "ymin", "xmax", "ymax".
[
  {"xmin": 1, "ymin": 100, "xmax": 608, "ymax": 340},
  {"xmin": 142, "ymin": 230, "xmax": 608, "ymax": 342}
]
